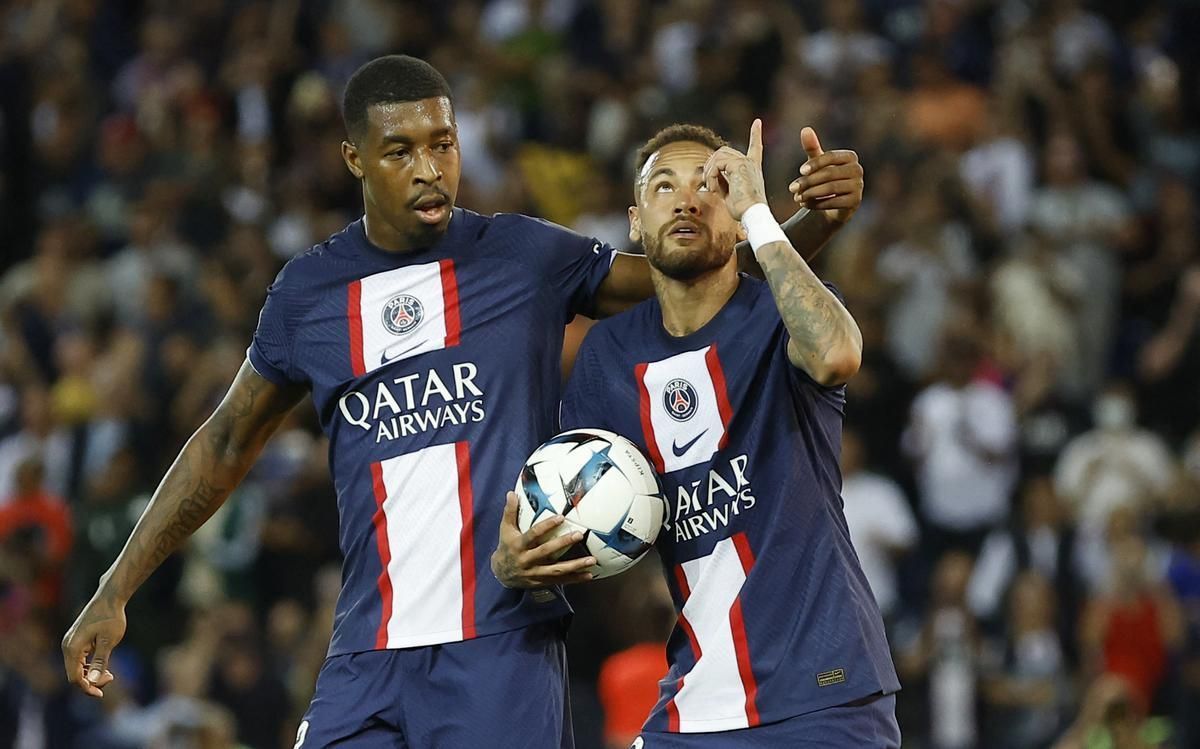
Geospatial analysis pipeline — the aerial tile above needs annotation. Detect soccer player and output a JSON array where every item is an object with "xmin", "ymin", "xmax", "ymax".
[
  {"xmin": 60, "ymin": 55, "xmax": 860, "ymax": 747},
  {"xmin": 549, "ymin": 121, "xmax": 901, "ymax": 747}
]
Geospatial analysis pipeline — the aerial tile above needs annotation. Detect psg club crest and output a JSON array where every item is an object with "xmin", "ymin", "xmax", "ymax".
[
  {"xmin": 382, "ymin": 294, "xmax": 424, "ymax": 336},
  {"xmin": 663, "ymin": 379, "xmax": 698, "ymax": 422}
]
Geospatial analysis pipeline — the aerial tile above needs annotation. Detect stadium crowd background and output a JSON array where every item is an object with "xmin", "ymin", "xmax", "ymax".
[{"xmin": 1, "ymin": 0, "xmax": 1199, "ymax": 747}]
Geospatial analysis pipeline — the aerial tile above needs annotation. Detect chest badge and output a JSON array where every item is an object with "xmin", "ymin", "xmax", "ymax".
[
  {"xmin": 382, "ymin": 294, "xmax": 424, "ymax": 336},
  {"xmin": 663, "ymin": 378, "xmax": 699, "ymax": 422}
]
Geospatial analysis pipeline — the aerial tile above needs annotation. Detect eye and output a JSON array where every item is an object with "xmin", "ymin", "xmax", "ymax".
[
  {"xmin": 655, "ymin": 183, "xmax": 673, "ymax": 193},
  {"xmin": 697, "ymin": 183, "xmax": 710, "ymax": 192},
  {"xmin": 387, "ymin": 149, "xmax": 409, "ymax": 160},
  {"xmin": 435, "ymin": 141, "xmax": 454, "ymax": 152}
]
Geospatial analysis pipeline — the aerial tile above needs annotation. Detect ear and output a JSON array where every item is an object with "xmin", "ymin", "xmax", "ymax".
[
  {"xmin": 342, "ymin": 141, "xmax": 364, "ymax": 180},
  {"xmin": 628, "ymin": 205, "xmax": 641, "ymax": 244}
]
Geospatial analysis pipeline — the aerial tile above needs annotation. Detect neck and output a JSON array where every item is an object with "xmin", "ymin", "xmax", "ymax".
[
  {"xmin": 363, "ymin": 207, "xmax": 450, "ymax": 254},
  {"xmin": 654, "ymin": 260, "xmax": 739, "ymax": 337}
]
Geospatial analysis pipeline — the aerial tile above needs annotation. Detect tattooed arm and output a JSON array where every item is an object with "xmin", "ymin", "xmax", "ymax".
[
  {"xmin": 705, "ymin": 120, "xmax": 862, "ymax": 387},
  {"xmin": 62, "ymin": 361, "xmax": 304, "ymax": 697},
  {"xmin": 755, "ymin": 235, "xmax": 863, "ymax": 385}
]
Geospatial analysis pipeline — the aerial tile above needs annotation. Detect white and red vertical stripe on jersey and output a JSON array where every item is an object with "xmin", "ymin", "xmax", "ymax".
[
  {"xmin": 635, "ymin": 345, "xmax": 733, "ymax": 474},
  {"xmin": 664, "ymin": 532, "xmax": 760, "ymax": 733},
  {"xmin": 368, "ymin": 441, "xmax": 478, "ymax": 649},
  {"xmin": 347, "ymin": 259, "xmax": 462, "ymax": 377}
]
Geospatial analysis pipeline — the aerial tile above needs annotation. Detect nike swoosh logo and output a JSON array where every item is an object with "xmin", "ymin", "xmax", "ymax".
[
  {"xmin": 380, "ymin": 340, "xmax": 425, "ymax": 365},
  {"xmin": 671, "ymin": 430, "xmax": 707, "ymax": 457}
]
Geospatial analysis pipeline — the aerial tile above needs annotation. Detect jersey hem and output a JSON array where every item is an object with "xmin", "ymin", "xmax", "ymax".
[
  {"xmin": 325, "ymin": 609, "xmax": 571, "ymax": 658},
  {"xmin": 645, "ymin": 681, "xmax": 900, "ymax": 734}
]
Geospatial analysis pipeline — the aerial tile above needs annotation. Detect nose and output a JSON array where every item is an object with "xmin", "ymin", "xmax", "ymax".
[
  {"xmin": 412, "ymin": 148, "xmax": 442, "ymax": 185},
  {"xmin": 673, "ymin": 188, "xmax": 702, "ymax": 216}
]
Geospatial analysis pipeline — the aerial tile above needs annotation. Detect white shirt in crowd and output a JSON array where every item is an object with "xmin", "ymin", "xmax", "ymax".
[
  {"xmin": 906, "ymin": 381, "xmax": 1019, "ymax": 532},
  {"xmin": 959, "ymin": 136, "xmax": 1034, "ymax": 237},
  {"xmin": 1053, "ymin": 427, "xmax": 1175, "ymax": 532},
  {"xmin": 968, "ymin": 527, "xmax": 1062, "ymax": 619},
  {"xmin": 842, "ymin": 470, "xmax": 919, "ymax": 617}
]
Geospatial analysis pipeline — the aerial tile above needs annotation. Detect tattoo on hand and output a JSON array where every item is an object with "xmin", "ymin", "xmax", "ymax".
[{"xmin": 493, "ymin": 547, "xmax": 518, "ymax": 587}]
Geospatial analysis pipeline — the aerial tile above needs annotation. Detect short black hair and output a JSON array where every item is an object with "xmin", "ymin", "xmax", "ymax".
[
  {"xmin": 633, "ymin": 124, "xmax": 727, "ymax": 193},
  {"xmin": 342, "ymin": 55, "xmax": 453, "ymax": 143}
]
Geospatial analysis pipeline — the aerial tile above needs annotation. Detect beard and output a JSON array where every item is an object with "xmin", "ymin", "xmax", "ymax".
[
  {"xmin": 403, "ymin": 219, "xmax": 449, "ymax": 246},
  {"xmin": 643, "ymin": 224, "xmax": 738, "ymax": 281}
]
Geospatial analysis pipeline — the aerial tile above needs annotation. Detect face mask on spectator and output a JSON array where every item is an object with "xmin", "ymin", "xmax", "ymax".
[{"xmin": 1093, "ymin": 396, "xmax": 1134, "ymax": 431}]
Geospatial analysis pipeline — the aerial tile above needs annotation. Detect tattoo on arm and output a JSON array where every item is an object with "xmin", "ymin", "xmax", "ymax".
[
  {"xmin": 754, "ymin": 241, "xmax": 862, "ymax": 382},
  {"xmin": 147, "ymin": 477, "xmax": 222, "ymax": 569},
  {"xmin": 101, "ymin": 363, "xmax": 301, "ymax": 603}
]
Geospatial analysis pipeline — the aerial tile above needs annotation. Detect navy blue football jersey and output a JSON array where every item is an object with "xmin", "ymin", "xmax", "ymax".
[
  {"xmin": 248, "ymin": 208, "xmax": 615, "ymax": 656},
  {"xmin": 560, "ymin": 275, "xmax": 899, "ymax": 733}
]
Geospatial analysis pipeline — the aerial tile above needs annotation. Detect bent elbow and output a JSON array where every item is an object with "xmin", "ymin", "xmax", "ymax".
[{"xmin": 812, "ymin": 347, "xmax": 861, "ymax": 387}]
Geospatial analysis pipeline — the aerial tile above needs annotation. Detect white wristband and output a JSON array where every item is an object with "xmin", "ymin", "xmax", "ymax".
[{"xmin": 741, "ymin": 203, "xmax": 787, "ymax": 256}]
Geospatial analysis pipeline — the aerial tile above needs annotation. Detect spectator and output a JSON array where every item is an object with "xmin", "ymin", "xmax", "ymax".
[
  {"xmin": 905, "ymin": 49, "xmax": 989, "ymax": 153},
  {"xmin": 982, "ymin": 571, "xmax": 1071, "ymax": 749},
  {"xmin": 1138, "ymin": 266, "xmax": 1200, "ymax": 444},
  {"xmin": 207, "ymin": 634, "xmax": 291, "ymax": 749},
  {"xmin": 1079, "ymin": 534, "xmax": 1184, "ymax": 714},
  {"xmin": 905, "ymin": 329, "xmax": 1018, "ymax": 557},
  {"xmin": 841, "ymin": 425, "xmax": 919, "ymax": 622},
  {"xmin": 1164, "ymin": 505, "xmax": 1200, "ymax": 747},
  {"xmin": 899, "ymin": 550, "xmax": 984, "ymax": 749},
  {"xmin": 1028, "ymin": 130, "xmax": 1137, "ymax": 396},
  {"xmin": 1053, "ymin": 674, "xmax": 1170, "ymax": 749},
  {"xmin": 969, "ymin": 475, "xmax": 1084, "ymax": 656},
  {"xmin": 1055, "ymin": 383, "xmax": 1175, "ymax": 589},
  {"xmin": 800, "ymin": 0, "xmax": 891, "ymax": 85},
  {"xmin": 0, "ymin": 386, "xmax": 68, "ymax": 504},
  {"xmin": 876, "ymin": 182, "xmax": 979, "ymax": 380},
  {"xmin": 0, "ymin": 457, "xmax": 71, "ymax": 610}
]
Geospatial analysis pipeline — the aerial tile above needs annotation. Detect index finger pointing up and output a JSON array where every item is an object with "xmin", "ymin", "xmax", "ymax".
[{"xmin": 747, "ymin": 118, "xmax": 764, "ymax": 167}]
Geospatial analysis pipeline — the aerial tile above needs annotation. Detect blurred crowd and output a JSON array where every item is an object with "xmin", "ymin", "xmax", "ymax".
[{"xmin": 1, "ymin": 0, "xmax": 1199, "ymax": 747}]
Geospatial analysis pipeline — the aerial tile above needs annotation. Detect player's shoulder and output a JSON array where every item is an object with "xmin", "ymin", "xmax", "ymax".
[
  {"xmin": 270, "ymin": 221, "xmax": 360, "ymax": 289},
  {"xmin": 488, "ymin": 210, "xmax": 575, "ymax": 236},
  {"xmin": 483, "ymin": 210, "xmax": 596, "ymax": 252}
]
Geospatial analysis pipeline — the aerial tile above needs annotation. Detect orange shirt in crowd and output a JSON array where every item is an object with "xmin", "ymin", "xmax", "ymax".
[
  {"xmin": 598, "ymin": 642, "xmax": 668, "ymax": 747},
  {"xmin": 0, "ymin": 491, "xmax": 73, "ymax": 607}
]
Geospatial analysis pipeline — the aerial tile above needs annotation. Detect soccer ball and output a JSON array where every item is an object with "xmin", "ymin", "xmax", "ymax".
[{"xmin": 515, "ymin": 428, "xmax": 667, "ymax": 579}]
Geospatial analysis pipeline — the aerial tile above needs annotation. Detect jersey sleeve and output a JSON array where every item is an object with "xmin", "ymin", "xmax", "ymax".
[
  {"xmin": 246, "ymin": 266, "xmax": 303, "ymax": 387},
  {"xmin": 500, "ymin": 214, "xmax": 617, "ymax": 321},
  {"xmin": 552, "ymin": 232, "xmax": 618, "ymax": 320},
  {"xmin": 777, "ymin": 281, "xmax": 850, "ymax": 404}
]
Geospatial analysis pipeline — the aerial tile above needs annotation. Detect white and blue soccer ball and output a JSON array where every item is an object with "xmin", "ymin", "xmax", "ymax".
[{"xmin": 515, "ymin": 428, "xmax": 667, "ymax": 579}]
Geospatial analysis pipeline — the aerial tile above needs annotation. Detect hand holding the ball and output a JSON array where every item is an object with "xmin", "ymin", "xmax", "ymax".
[{"xmin": 492, "ymin": 492, "xmax": 597, "ymax": 588}]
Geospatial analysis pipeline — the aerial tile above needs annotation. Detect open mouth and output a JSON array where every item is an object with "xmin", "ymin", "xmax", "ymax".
[
  {"xmin": 667, "ymin": 220, "xmax": 703, "ymax": 240},
  {"xmin": 412, "ymin": 195, "xmax": 450, "ymax": 224}
]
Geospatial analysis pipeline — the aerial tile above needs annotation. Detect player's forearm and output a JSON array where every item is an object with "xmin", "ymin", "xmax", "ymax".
[
  {"xmin": 95, "ymin": 364, "xmax": 295, "ymax": 605},
  {"xmin": 95, "ymin": 420, "xmax": 252, "ymax": 604},
  {"xmin": 736, "ymin": 208, "xmax": 835, "ymax": 277},
  {"xmin": 755, "ymin": 240, "xmax": 862, "ymax": 386}
]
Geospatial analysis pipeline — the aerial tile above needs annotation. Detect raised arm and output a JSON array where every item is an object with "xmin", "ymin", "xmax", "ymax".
[
  {"xmin": 594, "ymin": 129, "xmax": 863, "ymax": 316},
  {"xmin": 62, "ymin": 361, "xmax": 305, "ymax": 697},
  {"xmin": 705, "ymin": 121, "xmax": 862, "ymax": 387}
]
